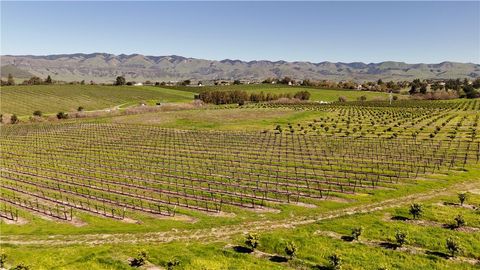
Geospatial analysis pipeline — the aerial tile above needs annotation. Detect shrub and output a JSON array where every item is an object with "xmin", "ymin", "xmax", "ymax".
[
  {"xmin": 409, "ymin": 203, "xmax": 423, "ymax": 219},
  {"xmin": 33, "ymin": 110, "xmax": 42, "ymax": 117},
  {"xmin": 77, "ymin": 106, "xmax": 84, "ymax": 112},
  {"xmin": 338, "ymin": 96, "xmax": 347, "ymax": 102},
  {"xmin": 244, "ymin": 233, "xmax": 259, "ymax": 250},
  {"xmin": 130, "ymin": 251, "xmax": 147, "ymax": 267},
  {"xmin": 328, "ymin": 253, "xmax": 342, "ymax": 269},
  {"xmin": 10, "ymin": 114, "xmax": 19, "ymax": 124},
  {"xmin": 351, "ymin": 226, "xmax": 363, "ymax": 240},
  {"xmin": 446, "ymin": 238, "xmax": 461, "ymax": 257},
  {"xmin": 56, "ymin": 112, "xmax": 69, "ymax": 119},
  {"xmin": 394, "ymin": 230, "xmax": 408, "ymax": 247},
  {"xmin": 458, "ymin": 192, "xmax": 468, "ymax": 205},
  {"xmin": 284, "ymin": 241, "xmax": 297, "ymax": 259}
]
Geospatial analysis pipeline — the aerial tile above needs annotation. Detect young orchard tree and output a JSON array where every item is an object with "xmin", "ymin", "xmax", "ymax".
[
  {"xmin": 284, "ymin": 241, "xmax": 297, "ymax": 260},
  {"xmin": 351, "ymin": 226, "xmax": 363, "ymax": 241},
  {"xmin": 454, "ymin": 215, "xmax": 466, "ymax": 228},
  {"xmin": 0, "ymin": 254, "xmax": 7, "ymax": 268},
  {"xmin": 130, "ymin": 251, "xmax": 148, "ymax": 267},
  {"xmin": 166, "ymin": 258, "xmax": 181, "ymax": 270},
  {"xmin": 328, "ymin": 253, "xmax": 342, "ymax": 270},
  {"xmin": 446, "ymin": 238, "xmax": 461, "ymax": 257},
  {"xmin": 458, "ymin": 192, "xmax": 468, "ymax": 206},
  {"xmin": 77, "ymin": 106, "xmax": 84, "ymax": 112},
  {"xmin": 394, "ymin": 230, "xmax": 408, "ymax": 247},
  {"xmin": 244, "ymin": 233, "xmax": 259, "ymax": 251},
  {"xmin": 409, "ymin": 203, "xmax": 423, "ymax": 220}
]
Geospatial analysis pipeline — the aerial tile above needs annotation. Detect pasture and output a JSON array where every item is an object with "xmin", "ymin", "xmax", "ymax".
[{"xmin": 0, "ymin": 86, "xmax": 479, "ymax": 269}]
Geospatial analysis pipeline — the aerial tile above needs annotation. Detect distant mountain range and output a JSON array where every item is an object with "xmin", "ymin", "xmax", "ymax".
[{"xmin": 1, "ymin": 53, "xmax": 479, "ymax": 83}]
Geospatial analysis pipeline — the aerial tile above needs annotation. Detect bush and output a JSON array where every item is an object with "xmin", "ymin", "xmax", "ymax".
[
  {"xmin": 77, "ymin": 106, "xmax": 84, "ymax": 112},
  {"xmin": 56, "ymin": 112, "xmax": 69, "ymax": 119},
  {"xmin": 394, "ymin": 230, "xmax": 408, "ymax": 247},
  {"xmin": 409, "ymin": 203, "xmax": 423, "ymax": 219},
  {"xmin": 338, "ymin": 96, "xmax": 347, "ymax": 102},
  {"xmin": 33, "ymin": 110, "xmax": 42, "ymax": 117},
  {"xmin": 245, "ymin": 233, "xmax": 259, "ymax": 250},
  {"xmin": 284, "ymin": 241, "xmax": 297, "ymax": 259},
  {"xmin": 129, "ymin": 251, "xmax": 147, "ymax": 267}
]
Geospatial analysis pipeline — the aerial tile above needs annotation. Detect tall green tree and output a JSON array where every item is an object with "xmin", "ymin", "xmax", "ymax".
[
  {"xmin": 115, "ymin": 76, "xmax": 126, "ymax": 86},
  {"xmin": 7, "ymin": 73, "xmax": 15, "ymax": 85}
]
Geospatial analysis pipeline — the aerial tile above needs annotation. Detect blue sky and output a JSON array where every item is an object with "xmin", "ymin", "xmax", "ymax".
[{"xmin": 1, "ymin": 1, "xmax": 479, "ymax": 63}]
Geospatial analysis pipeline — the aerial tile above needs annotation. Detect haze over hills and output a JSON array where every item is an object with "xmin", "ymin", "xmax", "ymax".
[{"xmin": 1, "ymin": 53, "xmax": 479, "ymax": 83}]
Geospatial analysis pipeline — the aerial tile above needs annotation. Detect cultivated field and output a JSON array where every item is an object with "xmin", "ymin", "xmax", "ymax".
[
  {"xmin": 0, "ymin": 87, "xmax": 479, "ymax": 269},
  {"xmin": 0, "ymin": 85, "xmax": 195, "ymax": 116}
]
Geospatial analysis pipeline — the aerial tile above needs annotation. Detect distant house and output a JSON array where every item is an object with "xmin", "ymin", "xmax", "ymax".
[{"xmin": 134, "ymin": 82, "xmax": 143, "ymax": 86}]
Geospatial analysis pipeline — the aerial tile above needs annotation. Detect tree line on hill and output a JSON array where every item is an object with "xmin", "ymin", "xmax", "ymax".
[{"xmin": 197, "ymin": 90, "xmax": 311, "ymax": 105}]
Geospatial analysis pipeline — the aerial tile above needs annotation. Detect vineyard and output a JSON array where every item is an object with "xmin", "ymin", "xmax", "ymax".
[{"xmin": 1, "ymin": 99, "xmax": 479, "ymax": 222}]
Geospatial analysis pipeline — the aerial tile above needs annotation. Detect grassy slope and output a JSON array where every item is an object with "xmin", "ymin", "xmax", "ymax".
[{"xmin": 0, "ymin": 85, "xmax": 195, "ymax": 116}]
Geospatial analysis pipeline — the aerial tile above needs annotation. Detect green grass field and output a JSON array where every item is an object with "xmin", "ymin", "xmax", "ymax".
[{"xmin": 0, "ymin": 85, "xmax": 195, "ymax": 116}]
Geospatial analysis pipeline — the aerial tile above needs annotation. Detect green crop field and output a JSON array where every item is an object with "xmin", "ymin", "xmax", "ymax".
[
  {"xmin": 0, "ymin": 85, "xmax": 195, "ymax": 116},
  {"xmin": 0, "ymin": 85, "xmax": 479, "ymax": 270}
]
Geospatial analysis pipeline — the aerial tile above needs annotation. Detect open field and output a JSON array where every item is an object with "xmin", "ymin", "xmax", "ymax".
[
  {"xmin": 0, "ymin": 87, "xmax": 479, "ymax": 269},
  {"xmin": 0, "ymin": 85, "xmax": 195, "ymax": 116}
]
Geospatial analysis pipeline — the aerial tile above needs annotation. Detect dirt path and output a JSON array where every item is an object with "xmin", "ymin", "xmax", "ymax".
[{"xmin": 2, "ymin": 180, "xmax": 478, "ymax": 246}]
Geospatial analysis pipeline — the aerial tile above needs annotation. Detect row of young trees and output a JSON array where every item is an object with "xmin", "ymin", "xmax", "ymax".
[{"xmin": 197, "ymin": 90, "xmax": 311, "ymax": 105}]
